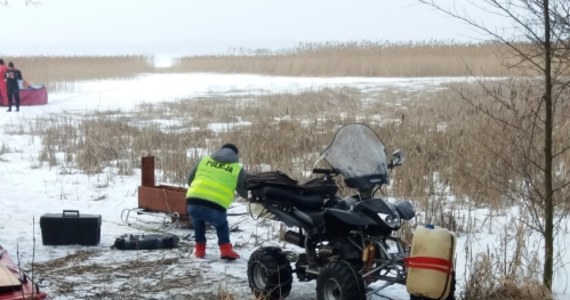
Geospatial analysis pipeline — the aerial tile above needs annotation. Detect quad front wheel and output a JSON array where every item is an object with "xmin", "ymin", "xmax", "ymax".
[
  {"xmin": 316, "ymin": 260, "xmax": 365, "ymax": 300},
  {"xmin": 247, "ymin": 246, "xmax": 293, "ymax": 300}
]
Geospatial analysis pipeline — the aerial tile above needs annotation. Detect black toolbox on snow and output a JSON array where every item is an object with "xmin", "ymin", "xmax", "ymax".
[{"xmin": 40, "ymin": 210, "xmax": 101, "ymax": 246}]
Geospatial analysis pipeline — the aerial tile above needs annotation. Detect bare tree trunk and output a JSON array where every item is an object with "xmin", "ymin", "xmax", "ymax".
[{"xmin": 542, "ymin": 0, "xmax": 554, "ymax": 290}]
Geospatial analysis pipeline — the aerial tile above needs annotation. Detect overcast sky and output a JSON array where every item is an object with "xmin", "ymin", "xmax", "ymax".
[{"xmin": 1, "ymin": 0, "xmax": 513, "ymax": 56}]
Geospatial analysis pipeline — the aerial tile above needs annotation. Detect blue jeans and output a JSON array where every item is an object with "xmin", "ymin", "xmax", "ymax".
[{"xmin": 187, "ymin": 204, "xmax": 230, "ymax": 245}]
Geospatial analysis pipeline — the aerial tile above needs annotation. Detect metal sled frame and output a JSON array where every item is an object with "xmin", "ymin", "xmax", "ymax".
[{"xmin": 120, "ymin": 208, "xmax": 180, "ymax": 232}]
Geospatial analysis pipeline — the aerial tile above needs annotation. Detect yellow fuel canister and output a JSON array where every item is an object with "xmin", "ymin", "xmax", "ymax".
[{"xmin": 405, "ymin": 224, "xmax": 456, "ymax": 299}]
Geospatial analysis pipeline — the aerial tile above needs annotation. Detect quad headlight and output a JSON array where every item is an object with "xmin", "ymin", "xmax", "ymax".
[{"xmin": 379, "ymin": 212, "xmax": 401, "ymax": 228}]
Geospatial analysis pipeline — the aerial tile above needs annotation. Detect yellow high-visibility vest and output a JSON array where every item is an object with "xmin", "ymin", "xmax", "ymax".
[{"xmin": 186, "ymin": 155, "xmax": 242, "ymax": 209}]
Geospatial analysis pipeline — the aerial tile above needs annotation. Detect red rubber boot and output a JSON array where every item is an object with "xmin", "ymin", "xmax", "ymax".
[
  {"xmin": 219, "ymin": 243, "xmax": 240, "ymax": 260},
  {"xmin": 194, "ymin": 242, "xmax": 206, "ymax": 258}
]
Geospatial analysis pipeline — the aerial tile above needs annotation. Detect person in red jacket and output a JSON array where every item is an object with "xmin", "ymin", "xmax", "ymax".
[
  {"xmin": 0, "ymin": 60, "xmax": 8, "ymax": 106},
  {"xmin": 186, "ymin": 143, "xmax": 248, "ymax": 260},
  {"xmin": 5, "ymin": 62, "xmax": 23, "ymax": 112}
]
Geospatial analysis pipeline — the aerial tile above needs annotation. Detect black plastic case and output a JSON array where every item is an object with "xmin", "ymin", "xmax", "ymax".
[{"xmin": 40, "ymin": 210, "xmax": 101, "ymax": 246}]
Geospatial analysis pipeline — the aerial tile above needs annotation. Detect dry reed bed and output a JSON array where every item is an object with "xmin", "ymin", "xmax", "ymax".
[
  {"xmin": 6, "ymin": 56, "xmax": 154, "ymax": 91},
  {"xmin": 6, "ymin": 43, "xmax": 518, "ymax": 94},
  {"xmin": 17, "ymin": 80, "xmax": 569, "ymax": 209},
  {"xmin": 17, "ymin": 78, "xmax": 568, "ymax": 211},
  {"xmin": 171, "ymin": 43, "xmax": 513, "ymax": 77}
]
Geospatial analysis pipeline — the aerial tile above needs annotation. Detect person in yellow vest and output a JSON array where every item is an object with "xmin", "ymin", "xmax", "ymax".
[{"xmin": 186, "ymin": 143, "xmax": 248, "ymax": 260}]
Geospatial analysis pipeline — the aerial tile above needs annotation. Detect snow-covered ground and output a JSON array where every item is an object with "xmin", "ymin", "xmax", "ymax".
[{"xmin": 0, "ymin": 73, "xmax": 568, "ymax": 299}]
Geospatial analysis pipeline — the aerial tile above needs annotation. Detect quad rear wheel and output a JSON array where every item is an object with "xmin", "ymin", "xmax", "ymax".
[
  {"xmin": 247, "ymin": 246, "xmax": 293, "ymax": 300},
  {"xmin": 316, "ymin": 260, "xmax": 365, "ymax": 300}
]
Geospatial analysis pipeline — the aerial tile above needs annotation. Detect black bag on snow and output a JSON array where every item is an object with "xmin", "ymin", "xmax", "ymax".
[{"xmin": 112, "ymin": 233, "xmax": 179, "ymax": 250}]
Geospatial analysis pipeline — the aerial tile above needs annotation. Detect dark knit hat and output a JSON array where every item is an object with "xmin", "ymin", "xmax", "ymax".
[{"xmin": 221, "ymin": 143, "xmax": 239, "ymax": 155}]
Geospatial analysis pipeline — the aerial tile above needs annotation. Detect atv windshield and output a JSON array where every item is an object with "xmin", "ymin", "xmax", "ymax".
[{"xmin": 317, "ymin": 123, "xmax": 389, "ymax": 188}]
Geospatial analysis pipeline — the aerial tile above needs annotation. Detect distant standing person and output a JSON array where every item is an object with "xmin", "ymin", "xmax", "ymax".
[
  {"xmin": 186, "ymin": 143, "xmax": 248, "ymax": 260},
  {"xmin": 0, "ymin": 60, "xmax": 7, "ymax": 106},
  {"xmin": 5, "ymin": 62, "xmax": 22, "ymax": 112}
]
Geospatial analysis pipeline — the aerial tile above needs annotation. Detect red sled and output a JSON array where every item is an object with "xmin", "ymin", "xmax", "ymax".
[
  {"xmin": 0, "ymin": 245, "xmax": 47, "ymax": 300},
  {"xmin": 0, "ymin": 84, "xmax": 48, "ymax": 106},
  {"xmin": 20, "ymin": 84, "xmax": 48, "ymax": 106}
]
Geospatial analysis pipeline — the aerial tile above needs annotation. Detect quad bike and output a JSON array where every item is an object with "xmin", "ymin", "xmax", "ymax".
[{"xmin": 246, "ymin": 123, "xmax": 455, "ymax": 300}]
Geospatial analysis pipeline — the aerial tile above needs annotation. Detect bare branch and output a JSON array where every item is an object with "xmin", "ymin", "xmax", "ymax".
[
  {"xmin": 552, "ymin": 145, "xmax": 570, "ymax": 158},
  {"xmin": 552, "ymin": 181, "xmax": 570, "ymax": 194}
]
